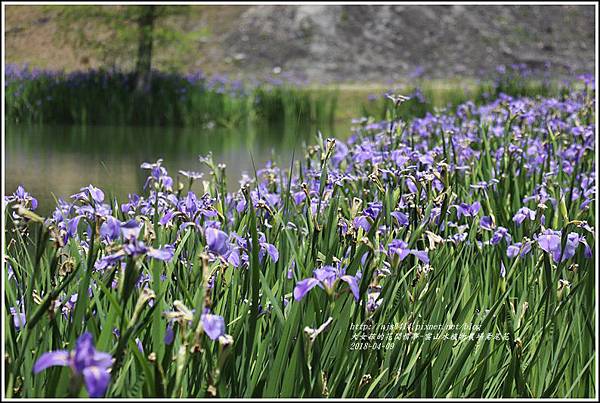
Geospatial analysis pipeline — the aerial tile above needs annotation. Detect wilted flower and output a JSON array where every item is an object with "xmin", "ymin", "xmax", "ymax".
[
  {"xmin": 304, "ymin": 317, "xmax": 334, "ymax": 342},
  {"xmin": 179, "ymin": 170, "xmax": 203, "ymax": 180},
  {"xmin": 385, "ymin": 93, "xmax": 411, "ymax": 106}
]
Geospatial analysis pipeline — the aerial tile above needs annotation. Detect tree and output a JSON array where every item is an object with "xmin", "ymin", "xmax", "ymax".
[
  {"xmin": 49, "ymin": 5, "xmax": 205, "ymax": 91},
  {"xmin": 135, "ymin": 6, "xmax": 156, "ymax": 91}
]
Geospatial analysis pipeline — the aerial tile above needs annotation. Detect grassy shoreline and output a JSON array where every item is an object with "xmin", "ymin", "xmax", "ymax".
[{"xmin": 6, "ymin": 64, "xmax": 574, "ymax": 128}]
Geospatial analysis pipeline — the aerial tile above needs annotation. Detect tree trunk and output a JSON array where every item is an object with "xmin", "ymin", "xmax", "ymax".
[{"xmin": 135, "ymin": 6, "xmax": 156, "ymax": 93}]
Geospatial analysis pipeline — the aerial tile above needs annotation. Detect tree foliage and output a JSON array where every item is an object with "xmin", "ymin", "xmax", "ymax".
[{"xmin": 48, "ymin": 5, "xmax": 206, "ymax": 72}]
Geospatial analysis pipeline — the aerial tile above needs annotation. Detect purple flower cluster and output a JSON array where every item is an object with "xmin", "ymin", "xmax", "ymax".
[{"xmin": 6, "ymin": 76, "xmax": 595, "ymax": 398}]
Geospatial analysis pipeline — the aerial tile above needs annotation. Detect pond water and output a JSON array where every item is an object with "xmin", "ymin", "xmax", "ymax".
[{"xmin": 5, "ymin": 122, "xmax": 349, "ymax": 215}]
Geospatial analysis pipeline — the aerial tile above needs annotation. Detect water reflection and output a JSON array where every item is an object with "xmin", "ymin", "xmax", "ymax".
[{"xmin": 6, "ymin": 122, "xmax": 338, "ymax": 214}]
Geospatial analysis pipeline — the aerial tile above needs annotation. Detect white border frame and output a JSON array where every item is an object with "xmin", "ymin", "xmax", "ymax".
[{"xmin": 1, "ymin": 1, "xmax": 598, "ymax": 401}]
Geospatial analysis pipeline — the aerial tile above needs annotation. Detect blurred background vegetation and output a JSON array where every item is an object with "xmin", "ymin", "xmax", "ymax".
[{"xmin": 4, "ymin": 4, "xmax": 595, "ymax": 212}]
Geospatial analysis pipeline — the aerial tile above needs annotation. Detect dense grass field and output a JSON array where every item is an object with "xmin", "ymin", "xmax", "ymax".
[{"xmin": 3, "ymin": 74, "xmax": 596, "ymax": 398}]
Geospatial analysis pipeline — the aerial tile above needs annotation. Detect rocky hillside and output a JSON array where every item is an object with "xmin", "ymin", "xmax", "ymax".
[{"xmin": 5, "ymin": 4, "xmax": 595, "ymax": 83}]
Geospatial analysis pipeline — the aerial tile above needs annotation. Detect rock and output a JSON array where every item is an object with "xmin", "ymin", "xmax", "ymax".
[{"xmin": 218, "ymin": 5, "xmax": 594, "ymax": 82}]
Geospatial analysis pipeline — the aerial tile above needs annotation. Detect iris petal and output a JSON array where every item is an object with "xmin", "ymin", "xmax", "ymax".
[
  {"xmin": 83, "ymin": 366, "xmax": 110, "ymax": 398},
  {"xmin": 33, "ymin": 351, "xmax": 70, "ymax": 373},
  {"xmin": 340, "ymin": 275, "xmax": 360, "ymax": 301},
  {"xmin": 293, "ymin": 278, "xmax": 321, "ymax": 301}
]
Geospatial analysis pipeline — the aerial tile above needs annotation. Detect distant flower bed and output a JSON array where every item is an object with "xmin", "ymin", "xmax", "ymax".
[
  {"xmin": 361, "ymin": 64, "xmax": 582, "ymax": 122},
  {"xmin": 4, "ymin": 75, "xmax": 595, "ymax": 398}
]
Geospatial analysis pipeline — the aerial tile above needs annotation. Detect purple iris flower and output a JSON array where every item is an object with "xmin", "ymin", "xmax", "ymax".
[
  {"xmin": 120, "ymin": 219, "xmax": 141, "ymax": 240},
  {"xmin": 236, "ymin": 197, "xmax": 247, "ymax": 212},
  {"xmin": 480, "ymin": 216, "xmax": 494, "ymax": 231},
  {"xmin": 513, "ymin": 207, "xmax": 536, "ymax": 225},
  {"xmin": 71, "ymin": 185, "xmax": 105, "ymax": 205},
  {"xmin": 95, "ymin": 221, "xmax": 174, "ymax": 270},
  {"xmin": 387, "ymin": 239, "xmax": 430, "ymax": 264},
  {"xmin": 406, "ymin": 178, "xmax": 419, "ymax": 194},
  {"xmin": 121, "ymin": 193, "xmax": 142, "ymax": 215},
  {"xmin": 507, "ymin": 241, "xmax": 532, "ymax": 258},
  {"xmin": 159, "ymin": 210, "xmax": 175, "ymax": 226},
  {"xmin": 294, "ymin": 265, "xmax": 361, "ymax": 301},
  {"xmin": 224, "ymin": 231, "xmax": 278, "ymax": 266},
  {"xmin": 5, "ymin": 185, "xmax": 38, "ymax": 210},
  {"xmin": 226, "ymin": 247, "xmax": 243, "ymax": 268},
  {"xmin": 536, "ymin": 229, "xmax": 592, "ymax": 262},
  {"xmin": 66, "ymin": 215, "xmax": 83, "ymax": 240},
  {"xmin": 259, "ymin": 243, "xmax": 279, "ymax": 263},
  {"xmin": 353, "ymin": 202, "xmax": 384, "ymax": 232},
  {"xmin": 353, "ymin": 215, "xmax": 372, "ymax": 232},
  {"xmin": 225, "ymin": 233, "xmax": 247, "ymax": 268},
  {"xmin": 147, "ymin": 245, "xmax": 175, "ymax": 261},
  {"xmin": 99, "ymin": 216, "xmax": 121, "ymax": 242},
  {"xmin": 293, "ymin": 191, "xmax": 306, "ymax": 205},
  {"xmin": 455, "ymin": 201, "xmax": 481, "ymax": 219},
  {"xmin": 411, "ymin": 250, "xmax": 430, "ymax": 264},
  {"xmin": 331, "ymin": 140, "xmax": 349, "ymax": 165},
  {"xmin": 141, "ymin": 159, "xmax": 173, "ymax": 191},
  {"xmin": 562, "ymin": 231, "xmax": 589, "ymax": 259},
  {"xmin": 536, "ymin": 229, "xmax": 562, "ymax": 261},
  {"xmin": 470, "ymin": 179, "xmax": 499, "ymax": 190},
  {"xmin": 391, "ymin": 211, "xmax": 409, "ymax": 227},
  {"xmin": 179, "ymin": 192, "xmax": 217, "ymax": 219},
  {"xmin": 6, "ymin": 262, "xmax": 16, "ymax": 284},
  {"xmin": 490, "ymin": 227, "xmax": 512, "ymax": 245},
  {"xmin": 205, "ymin": 227, "xmax": 230, "ymax": 255},
  {"xmin": 388, "ymin": 240, "xmax": 411, "ymax": 261},
  {"xmin": 200, "ymin": 313, "xmax": 226, "ymax": 340},
  {"xmin": 33, "ymin": 332, "xmax": 112, "ymax": 398},
  {"xmin": 367, "ymin": 287, "xmax": 382, "ymax": 312},
  {"xmin": 364, "ymin": 202, "xmax": 382, "ymax": 219},
  {"xmin": 61, "ymin": 293, "xmax": 79, "ymax": 319},
  {"xmin": 121, "ymin": 238, "xmax": 150, "ymax": 257},
  {"xmin": 258, "ymin": 233, "xmax": 279, "ymax": 263}
]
